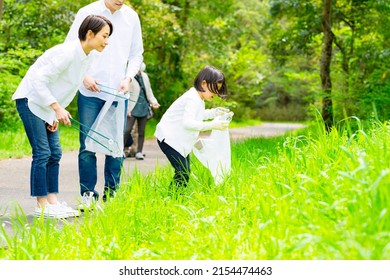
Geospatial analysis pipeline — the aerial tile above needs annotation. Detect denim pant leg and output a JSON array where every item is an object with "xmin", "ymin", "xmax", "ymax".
[
  {"xmin": 157, "ymin": 140, "xmax": 190, "ymax": 188},
  {"xmin": 16, "ymin": 98, "xmax": 62, "ymax": 197},
  {"xmin": 46, "ymin": 126, "xmax": 62, "ymax": 194},
  {"xmin": 104, "ymin": 99, "xmax": 126, "ymax": 193},
  {"xmin": 78, "ymin": 93, "xmax": 125, "ymax": 195},
  {"xmin": 104, "ymin": 155, "xmax": 123, "ymax": 193},
  {"xmin": 77, "ymin": 93, "xmax": 105, "ymax": 196}
]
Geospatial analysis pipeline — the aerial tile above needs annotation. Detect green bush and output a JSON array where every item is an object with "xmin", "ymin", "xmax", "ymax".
[{"xmin": 0, "ymin": 71, "xmax": 22, "ymax": 131}]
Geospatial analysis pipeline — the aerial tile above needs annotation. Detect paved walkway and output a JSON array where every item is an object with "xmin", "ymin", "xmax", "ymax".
[{"xmin": 0, "ymin": 123, "xmax": 305, "ymax": 217}]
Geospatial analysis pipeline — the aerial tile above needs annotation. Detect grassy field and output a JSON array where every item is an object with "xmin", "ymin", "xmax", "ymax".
[{"xmin": 1, "ymin": 119, "xmax": 389, "ymax": 260}]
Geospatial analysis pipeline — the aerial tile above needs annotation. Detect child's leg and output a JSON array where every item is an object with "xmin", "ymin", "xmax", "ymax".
[{"xmin": 157, "ymin": 140, "xmax": 190, "ymax": 188}]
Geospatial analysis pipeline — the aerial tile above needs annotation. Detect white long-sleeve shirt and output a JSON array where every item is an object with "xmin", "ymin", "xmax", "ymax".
[
  {"xmin": 65, "ymin": 0, "xmax": 144, "ymax": 100},
  {"xmin": 154, "ymin": 87, "xmax": 217, "ymax": 157},
  {"xmin": 12, "ymin": 40, "xmax": 93, "ymax": 125},
  {"xmin": 142, "ymin": 72, "xmax": 158, "ymax": 106}
]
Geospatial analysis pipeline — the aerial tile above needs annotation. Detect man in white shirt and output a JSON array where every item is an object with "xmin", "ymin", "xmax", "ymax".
[{"xmin": 66, "ymin": 0, "xmax": 144, "ymax": 207}]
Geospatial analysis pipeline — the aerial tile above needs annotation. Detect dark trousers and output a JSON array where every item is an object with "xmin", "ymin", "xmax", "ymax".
[
  {"xmin": 124, "ymin": 115, "xmax": 147, "ymax": 153},
  {"xmin": 157, "ymin": 139, "xmax": 190, "ymax": 188}
]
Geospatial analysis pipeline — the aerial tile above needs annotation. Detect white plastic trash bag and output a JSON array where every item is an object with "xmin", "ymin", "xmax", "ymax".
[
  {"xmin": 85, "ymin": 95, "xmax": 125, "ymax": 158},
  {"xmin": 193, "ymin": 129, "xmax": 231, "ymax": 185}
]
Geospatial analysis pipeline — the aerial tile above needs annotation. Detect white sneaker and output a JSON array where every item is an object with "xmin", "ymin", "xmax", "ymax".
[
  {"xmin": 78, "ymin": 191, "xmax": 96, "ymax": 211},
  {"xmin": 34, "ymin": 203, "xmax": 68, "ymax": 219},
  {"xmin": 135, "ymin": 152, "xmax": 144, "ymax": 160},
  {"xmin": 57, "ymin": 202, "xmax": 80, "ymax": 217}
]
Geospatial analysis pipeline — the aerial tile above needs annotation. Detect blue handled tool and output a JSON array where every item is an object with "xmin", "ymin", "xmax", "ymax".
[{"xmin": 69, "ymin": 117, "xmax": 114, "ymax": 153}]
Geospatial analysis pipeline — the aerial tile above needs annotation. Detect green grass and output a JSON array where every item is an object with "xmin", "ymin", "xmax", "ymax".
[
  {"xmin": 0, "ymin": 129, "xmax": 32, "ymax": 159},
  {"xmin": 0, "ymin": 125, "xmax": 79, "ymax": 159},
  {"xmin": 1, "ymin": 119, "xmax": 389, "ymax": 260}
]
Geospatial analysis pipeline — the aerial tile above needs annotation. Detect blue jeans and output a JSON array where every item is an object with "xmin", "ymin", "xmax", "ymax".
[
  {"xmin": 77, "ymin": 93, "xmax": 124, "ymax": 196},
  {"xmin": 16, "ymin": 98, "xmax": 62, "ymax": 197}
]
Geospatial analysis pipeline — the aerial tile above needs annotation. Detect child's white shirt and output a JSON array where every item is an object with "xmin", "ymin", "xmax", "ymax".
[{"xmin": 154, "ymin": 87, "xmax": 216, "ymax": 157}]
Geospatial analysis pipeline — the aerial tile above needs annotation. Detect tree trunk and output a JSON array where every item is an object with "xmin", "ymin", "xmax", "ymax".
[
  {"xmin": 0, "ymin": 0, "xmax": 4, "ymax": 21},
  {"xmin": 320, "ymin": 0, "xmax": 334, "ymax": 131}
]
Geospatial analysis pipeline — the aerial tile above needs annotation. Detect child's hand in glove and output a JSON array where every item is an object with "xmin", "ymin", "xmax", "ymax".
[
  {"xmin": 215, "ymin": 107, "xmax": 234, "ymax": 121},
  {"xmin": 210, "ymin": 119, "xmax": 230, "ymax": 130}
]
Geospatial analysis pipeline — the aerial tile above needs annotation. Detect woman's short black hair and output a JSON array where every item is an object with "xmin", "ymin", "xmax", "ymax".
[
  {"xmin": 78, "ymin": 15, "xmax": 113, "ymax": 41},
  {"xmin": 194, "ymin": 65, "xmax": 228, "ymax": 99}
]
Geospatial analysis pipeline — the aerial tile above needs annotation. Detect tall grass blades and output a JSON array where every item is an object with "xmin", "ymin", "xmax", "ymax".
[{"xmin": 1, "ymin": 120, "xmax": 389, "ymax": 260}]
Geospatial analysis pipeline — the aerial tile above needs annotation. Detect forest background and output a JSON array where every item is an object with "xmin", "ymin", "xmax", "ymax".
[{"xmin": 0, "ymin": 0, "xmax": 389, "ymax": 132}]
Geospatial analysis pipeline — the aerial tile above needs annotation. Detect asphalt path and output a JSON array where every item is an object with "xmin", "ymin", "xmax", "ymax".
[{"xmin": 0, "ymin": 122, "xmax": 305, "ymax": 218}]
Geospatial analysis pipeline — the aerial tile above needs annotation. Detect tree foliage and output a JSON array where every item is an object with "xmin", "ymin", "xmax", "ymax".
[
  {"xmin": 0, "ymin": 0, "xmax": 389, "ymax": 131},
  {"xmin": 268, "ymin": 0, "xmax": 390, "ymax": 124}
]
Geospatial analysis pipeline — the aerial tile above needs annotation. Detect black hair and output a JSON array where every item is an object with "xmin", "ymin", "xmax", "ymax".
[
  {"xmin": 193, "ymin": 65, "xmax": 228, "ymax": 99},
  {"xmin": 78, "ymin": 15, "xmax": 113, "ymax": 41}
]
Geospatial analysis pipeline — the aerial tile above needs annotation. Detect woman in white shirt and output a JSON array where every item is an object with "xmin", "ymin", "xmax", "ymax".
[
  {"xmin": 12, "ymin": 15, "xmax": 113, "ymax": 218},
  {"xmin": 155, "ymin": 65, "xmax": 231, "ymax": 190}
]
